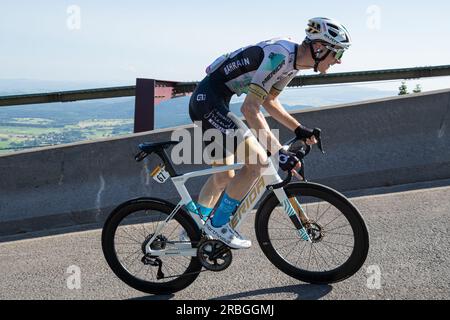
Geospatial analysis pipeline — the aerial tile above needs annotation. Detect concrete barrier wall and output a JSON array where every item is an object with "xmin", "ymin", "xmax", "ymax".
[{"xmin": 1, "ymin": 89, "xmax": 449, "ymax": 236}]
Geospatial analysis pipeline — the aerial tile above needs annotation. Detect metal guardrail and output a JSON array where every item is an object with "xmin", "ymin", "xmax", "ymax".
[
  {"xmin": 1, "ymin": 65, "xmax": 450, "ymax": 108},
  {"xmin": 0, "ymin": 86, "xmax": 136, "ymax": 107}
]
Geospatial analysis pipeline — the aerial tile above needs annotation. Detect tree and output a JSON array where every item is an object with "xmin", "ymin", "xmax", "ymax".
[
  {"xmin": 413, "ymin": 84, "xmax": 422, "ymax": 93},
  {"xmin": 398, "ymin": 82, "xmax": 409, "ymax": 95}
]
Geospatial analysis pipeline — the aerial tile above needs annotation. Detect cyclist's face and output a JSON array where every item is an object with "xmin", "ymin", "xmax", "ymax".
[{"xmin": 317, "ymin": 46, "xmax": 342, "ymax": 74}]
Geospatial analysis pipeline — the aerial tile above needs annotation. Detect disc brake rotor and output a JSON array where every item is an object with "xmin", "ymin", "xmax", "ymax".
[{"xmin": 306, "ymin": 222, "xmax": 324, "ymax": 243}]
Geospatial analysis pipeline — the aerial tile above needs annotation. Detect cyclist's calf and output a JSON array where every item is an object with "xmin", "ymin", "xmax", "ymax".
[{"xmin": 211, "ymin": 170, "xmax": 235, "ymax": 190}]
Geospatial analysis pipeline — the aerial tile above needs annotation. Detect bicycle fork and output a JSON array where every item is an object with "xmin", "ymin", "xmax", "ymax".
[{"xmin": 273, "ymin": 188, "xmax": 312, "ymax": 243}]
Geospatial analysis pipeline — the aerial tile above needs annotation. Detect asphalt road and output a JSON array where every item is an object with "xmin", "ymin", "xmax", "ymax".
[{"xmin": 0, "ymin": 180, "xmax": 449, "ymax": 300}]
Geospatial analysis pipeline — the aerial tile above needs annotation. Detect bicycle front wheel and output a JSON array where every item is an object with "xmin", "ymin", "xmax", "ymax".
[
  {"xmin": 101, "ymin": 198, "xmax": 203, "ymax": 294},
  {"xmin": 255, "ymin": 182, "xmax": 369, "ymax": 284}
]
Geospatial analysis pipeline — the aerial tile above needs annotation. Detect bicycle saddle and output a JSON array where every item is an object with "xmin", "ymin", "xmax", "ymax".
[{"xmin": 138, "ymin": 141, "xmax": 180, "ymax": 154}]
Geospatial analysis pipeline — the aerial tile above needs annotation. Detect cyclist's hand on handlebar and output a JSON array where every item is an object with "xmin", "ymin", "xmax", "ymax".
[
  {"xmin": 295, "ymin": 125, "xmax": 318, "ymax": 145},
  {"xmin": 305, "ymin": 136, "xmax": 318, "ymax": 146},
  {"xmin": 278, "ymin": 149, "xmax": 301, "ymax": 172},
  {"xmin": 291, "ymin": 168, "xmax": 304, "ymax": 181}
]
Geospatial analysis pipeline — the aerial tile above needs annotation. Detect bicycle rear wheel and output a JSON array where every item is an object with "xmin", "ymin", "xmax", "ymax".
[
  {"xmin": 101, "ymin": 198, "xmax": 202, "ymax": 294},
  {"xmin": 255, "ymin": 182, "xmax": 369, "ymax": 284}
]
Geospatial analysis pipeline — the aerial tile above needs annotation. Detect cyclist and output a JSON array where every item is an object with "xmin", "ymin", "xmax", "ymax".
[{"xmin": 188, "ymin": 17, "xmax": 352, "ymax": 249}]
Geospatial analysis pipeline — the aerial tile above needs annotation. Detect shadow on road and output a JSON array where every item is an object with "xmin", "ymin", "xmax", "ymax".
[
  {"xmin": 128, "ymin": 294, "xmax": 175, "ymax": 301},
  {"xmin": 129, "ymin": 284, "xmax": 332, "ymax": 301},
  {"xmin": 211, "ymin": 284, "xmax": 333, "ymax": 300}
]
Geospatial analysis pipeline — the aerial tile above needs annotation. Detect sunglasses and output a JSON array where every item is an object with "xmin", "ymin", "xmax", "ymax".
[{"xmin": 326, "ymin": 45, "xmax": 345, "ymax": 60}]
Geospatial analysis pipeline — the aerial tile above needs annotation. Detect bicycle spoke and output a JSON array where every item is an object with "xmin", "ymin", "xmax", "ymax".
[
  {"xmin": 167, "ymin": 256, "xmax": 190, "ymax": 272},
  {"xmin": 135, "ymin": 262, "xmax": 146, "ymax": 278},
  {"xmin": 156, "ymin": 211, "xmax": 162, "ymax": 234},
  {"xmin": 114, "ymin": 235, "xmax": 142, "ymax": 244},
  {"xmin": 295, "ymin": 241, "xmax": 309, "ymax": 267},
  {"xmin": 325, "ymin": 223, "xmax": 351, "ymax": 233},
  {"xmin": 269, "ymin": 194, "xmax": 355, "ymax": 273},
  {"xmin": 275, "ymin": 238, "xmax": 301, "ymax": 252},
  {"xmin": 115, "ymin": 250, "xmax": 142, "ymax": 254},
  {"xmin": 311, "ymin": 243, "xmax": 331, "ymax": 270},
  {"xmin": 320, "ymin": 241, "xmax": 349, "ymax": 257},
  {"xmin": 323, "ymin": 231, "xmax": 353, "ymax": 237},
  {"xmin": 315, "ymin": 203, "xmax": 333, "ymax": 224},
  {"xmin": 140, "ymin": 223, "xmax": 149, "ymax": 239},
  {"xmin": 165, "ymin": 223, "xmax": 181, "ymax": 240},
  {"xmin": 118, "ymin": 227, "xmax": 142, "ymax": 244},
  {"xmin": 268, "ymin": 227, "xmax": 298, "ymax": 230},
  {"xmin": 144, "ymin": 264, "xmax": 153, "ymax": 281},
  {"xmin": 269, "ymin": 237, "xmax": 303, "ymax": 241},
  {"xmin": 317, "ymin": 242, "xmax": 340, "ymax": 266},
  {"xmin": 322, "ymin": 212, "xmax": 346, "ymax": 229},
  {"xmin": 147, "ymin": 210, "xmax": 155, "ymax": 234},
  {"xmin": 307, "ymin": 244, "xmax": 313, "ymax": 270},
  {"xmin": 321, "ymin": 240, "xmax": 354, "ymax": 249},
  {"xmin": 122, "ymin": 248, "xmax": 142, "ymax": 262},
  {"xmin": 284, "ymin": 239, "xmax": 303, "ymax": 260},
  {"xmin": 311, "ymin": 245, "xmax": 322, "ymax": 271},
  {"xmin": 162, "ymin": 259, "xmax": 180, "ymax": 276},
  {"xmin": 129, "ymin": 224, "xmax": 146, "ymax": 241},
  {"xmin": 272, "ymin": 209, "xmax": 298, "ymax": 229},
  {"xmin": 167, "ymin": 256, "xmax": 189, "ymax": 269}
]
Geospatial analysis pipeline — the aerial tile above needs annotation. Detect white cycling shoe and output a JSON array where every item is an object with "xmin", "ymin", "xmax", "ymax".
[{"xmin": 203, "ymin": 220, "xmax": 252, "ymax": 249}]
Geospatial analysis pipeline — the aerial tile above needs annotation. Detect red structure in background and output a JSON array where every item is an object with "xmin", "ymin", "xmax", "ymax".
[{"xmin": 134, "ymin": 78, "xmax": 193, "ymax": 133}]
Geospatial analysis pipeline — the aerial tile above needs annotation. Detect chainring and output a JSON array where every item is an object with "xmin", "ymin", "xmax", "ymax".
[{"xmin": 197, "ymin": 240, "xmax": 233, "ymax": 272}]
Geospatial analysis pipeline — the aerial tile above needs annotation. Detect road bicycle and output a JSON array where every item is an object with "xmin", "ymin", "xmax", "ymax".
[{"xmin": 101, "ymin": 113, "xmax": 369, "ymax": 294}]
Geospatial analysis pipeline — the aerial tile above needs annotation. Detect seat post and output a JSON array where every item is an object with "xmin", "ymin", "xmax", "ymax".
[{"xmin": 155, "ymin": 149, "xmax": 178, "ymax": 177}]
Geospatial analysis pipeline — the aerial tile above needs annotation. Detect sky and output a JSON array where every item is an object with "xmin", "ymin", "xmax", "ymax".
[{"xmin": 1, "ymin": 0, "xmax": 450, "ymax": 91}]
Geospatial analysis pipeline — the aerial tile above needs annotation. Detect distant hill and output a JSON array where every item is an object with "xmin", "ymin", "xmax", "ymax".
[
  {"xmin": 0, "ymin": 98, "xmax": 135, "ymax": 125},
  {"xmin": 0, "ymin": 79, "xmax": 128, "ymax": 95}
]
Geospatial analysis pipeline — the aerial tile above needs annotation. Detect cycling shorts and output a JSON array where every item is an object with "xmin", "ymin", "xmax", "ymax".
[{"xmin": 189, "ymin": 76, "xmax": 239, "ymax": 160}]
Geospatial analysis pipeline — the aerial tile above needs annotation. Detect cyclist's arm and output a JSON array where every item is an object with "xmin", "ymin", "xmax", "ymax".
[
  {"xmin": 262, "ymin": 93, "xmax": 300, "ymax": 132},
  {"xmin": 240, "ymin": 86, "xmax": 283, "ymax": 154}
]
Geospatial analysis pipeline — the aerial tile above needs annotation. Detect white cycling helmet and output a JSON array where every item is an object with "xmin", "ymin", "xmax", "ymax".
[{"xmin": 305, "ymin": 17, "xmax": 352, "ymax": 50}]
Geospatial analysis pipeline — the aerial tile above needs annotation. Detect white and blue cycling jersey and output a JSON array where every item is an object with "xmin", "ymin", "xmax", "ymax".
[{"xmin": 205, "ymin": 37, "xmax": 299, "ymax": 100}]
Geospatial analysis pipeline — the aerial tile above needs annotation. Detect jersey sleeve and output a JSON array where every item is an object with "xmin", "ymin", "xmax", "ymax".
[
  {"xmin": 248, "ymin": 45, "xmax": 293, "ymax": 102},
  {"xmin": 269, "ymin": 71, "xmax": 298, "ymax": 97}
]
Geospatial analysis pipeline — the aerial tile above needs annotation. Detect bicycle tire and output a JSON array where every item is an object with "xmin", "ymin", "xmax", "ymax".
[
  {"xmin": 255, "ymin": 182, "xmax": 369, "ymax": 284},
  {"xmin": 101, "ymin": 198, "xmax": 203, "ymax": 294}
]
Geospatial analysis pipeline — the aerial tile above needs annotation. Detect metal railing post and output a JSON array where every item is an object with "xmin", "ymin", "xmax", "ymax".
[{"xmin": 134, "ymin": 78, "xmax": 156, "ymax": 133}]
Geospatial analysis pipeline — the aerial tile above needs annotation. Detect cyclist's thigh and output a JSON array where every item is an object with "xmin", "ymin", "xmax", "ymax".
[
  {"xmin": 235, "ymin": 136, "xmax": 269, "ymax": 167},
  {"xmin": 189, "ymin": 80, "xmax": 238, "ymax": 164}
]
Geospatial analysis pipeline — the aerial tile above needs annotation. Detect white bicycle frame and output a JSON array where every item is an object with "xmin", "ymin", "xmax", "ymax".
[{"xmin": 145, "ymin": 112, "xmax": 312, "ymax": 256}]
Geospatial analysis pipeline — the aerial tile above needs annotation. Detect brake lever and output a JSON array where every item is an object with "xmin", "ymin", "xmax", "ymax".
[
  {"xmin": 313, "ymin": 128, "xmax": 325, "ymax": 154},
  {"xmin": 298, "ymin": 158, "xmax": 306, "ymax": 182}
]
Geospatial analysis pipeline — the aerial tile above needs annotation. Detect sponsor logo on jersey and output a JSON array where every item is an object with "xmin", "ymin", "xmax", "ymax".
[
  {"xmin": 289, "ymin": 54, "xmax": 294, "ymax": 64},
  {"xmin": 204, "ymin": 110, "xmax": 237, "ymax": 135},
  {"xmin": 262, "ymin": 59, "xmax": 285, "ymax": 87},
  {"xmin": 196, "ymin": 94, "xmax": 206, "ymax": 101},
  {"xmin": 223, "ymin": 58, "xmax": 251, "ymax": 76}
]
